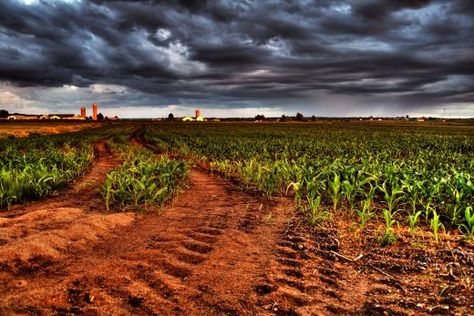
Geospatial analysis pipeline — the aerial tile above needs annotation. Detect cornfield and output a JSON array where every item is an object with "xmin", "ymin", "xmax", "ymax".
[
  {"xmin": 143, "ymin": 122, "xmax": 474, "ymax": 242},
  {"xmin": 0, "ymin": 124, "xmax": 131, "ymax": 209},
  {"xmin": 101, "ymin": 144, "xmax": 188, "ymax": 211}
]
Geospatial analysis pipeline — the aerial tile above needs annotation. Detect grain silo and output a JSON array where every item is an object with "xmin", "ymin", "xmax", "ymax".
[
  {"xmin": 195, "ymin": 108, "xmax": 203, "ymax": 121},
  {"xmin": 80, "ymin": 106, "xmax": 86, "ymax": 118},
  {"xmin": 92, "ymin": 103, "xmax": 98, "ymax": 120}
]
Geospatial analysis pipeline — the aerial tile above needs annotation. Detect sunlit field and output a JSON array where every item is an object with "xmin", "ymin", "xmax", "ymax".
[
  {"xmin": 0, "ymin": 121, "xmax": 100, "ymax": 138},
  {"xmin": 0, "ymin": 121, "xmax": 472, "ymax": 314}
]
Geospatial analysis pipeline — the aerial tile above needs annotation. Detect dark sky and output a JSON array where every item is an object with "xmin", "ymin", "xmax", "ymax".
[{"xmin": 0, "ymin": 0, "xmax": 473, "ymax": 117}]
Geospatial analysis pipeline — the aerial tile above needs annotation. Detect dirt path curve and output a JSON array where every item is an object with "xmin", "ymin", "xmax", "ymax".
[
  {"xmin": 0, "ymin": 143, "xmax": 424, "ymax": 315},
  {"xmin": 0, "ymin": 141, "xmax": 119, "ymax": 218},
  {"xmin": 0, "ymin": 168, "xmax": 299, "ymax": 315},
  {"xmin": 0, "ymin": 140, "xmax": 136, "ymax": 302},
  {"xmin": 1, "ymin": 140, "xmax": 471, "ymax": 315}
]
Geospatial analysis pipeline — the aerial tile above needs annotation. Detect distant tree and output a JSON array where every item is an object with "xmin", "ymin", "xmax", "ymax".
[
  {"xmin": 280, "ymin": 114, "xmax": 287, "ymax": 122},
  {"xmin": 255, "ymin": 114, "xmax": 265, "ymax": 121},
  {"xmin": 296, "ymin": 112, "xmax": 304, "ymax": 121},
  {"xmin": 168, "ymin": 113, "xmax": 175, "ymax": 120},
  {"xmin": 311, "ymin": 115, "xmax": 316, "ymax": 121},
  {"xmin": 97, "ymin": 113, "xmax": 105, "ymax": 120},
  {"xmin": 0, "ymin": 109, "xmax": 9, "ymax": 118}
]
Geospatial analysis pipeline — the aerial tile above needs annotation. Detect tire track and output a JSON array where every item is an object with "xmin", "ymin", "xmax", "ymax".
[
  {"xmin": 0, "ymin": 168, "xmax": 293, "ymax": 315},
  {"xmin": 255, "ymin": 222, "xmax": 368, "ymax": 315}
]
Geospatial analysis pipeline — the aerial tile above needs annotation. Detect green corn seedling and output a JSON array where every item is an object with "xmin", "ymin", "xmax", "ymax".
[
  {"xmin": 407, "ymin": 210, "xmax": 422, "ymax": 235},
  {"xmin": 328, "ymin": 172, "xmax": 342, "ymax": 211},
  {"xmin": 357, "ymin": 198, "xmax": 374, "ymax": 229},
  {"xmin": 459, "ymin": 206, "xmax": 474, "ymax": 240},
  {"xmin": 378, "ymin": 209, "xmax": 398, "ymax": 246},
  {"xmin": 430, "ymin": 210, "xmax": 444, "ymax": 243}
]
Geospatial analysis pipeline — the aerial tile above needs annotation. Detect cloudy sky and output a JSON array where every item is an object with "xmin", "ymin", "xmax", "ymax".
[{"xmin": 0, "ymin": 0, "xmax": 473, "ymax": 118}]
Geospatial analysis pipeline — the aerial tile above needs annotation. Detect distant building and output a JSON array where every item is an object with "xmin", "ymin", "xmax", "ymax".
[
  {"xmin": 195, "ymin": 108, "xmax": 204, "ymax": 121},
  {"xmin": 92, "ymin": 103, "xmax": 98, "ymax": 121},
  {"xmin": 80, "ymin": 106, "xmax": 86, "ymax": 118},
  {"xmin": 182, "ymin": 108, "xmax": 205, "ymax": 121},
  {"xmin": 3, "ymin": 112, "xmax": 84, "ymax": 120},
  {"xmin": 40, "ymin": 114, "xmax": 79, "ymax": 120},
  {"xmin": 417, "ymin": 117, "xmax": 426, "ymax": 122},
  {"xmin": 7, "ymin": 114, "xmax": 39, "ymax": 120}
]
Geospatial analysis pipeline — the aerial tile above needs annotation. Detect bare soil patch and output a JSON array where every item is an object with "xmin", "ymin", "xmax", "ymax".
[
  {"xmin": 0, "ymin": 169, "xmax": 293, "ymax": 315},
  {"xmin": 0, "ymin": 141, "xmax": 134, "ymax": 269},
  {"xmin": 258, "ymin": 212, "xmax": 474, "ymax": 315}
]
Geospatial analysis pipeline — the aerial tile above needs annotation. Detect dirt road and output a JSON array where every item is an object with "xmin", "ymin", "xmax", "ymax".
[
  {"xmin": 0, "ymin": 165, "xmax": 295, "ymax": 315},
  {"xmin": 0, "ymin": 144, "xmax": 473, "ymax": 315}
]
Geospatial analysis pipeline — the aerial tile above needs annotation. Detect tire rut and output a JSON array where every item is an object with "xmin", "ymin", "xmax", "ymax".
[
  {"xmin": 256, "ymin": 222, "xmax": 367, "ymax": 315},
  {"xmin": 0, "ymin": 169, "xmax": 293, "ymax": 315}
]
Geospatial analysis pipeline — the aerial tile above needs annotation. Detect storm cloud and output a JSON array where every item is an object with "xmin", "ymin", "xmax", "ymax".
[{"xmin": 0, "ymin": 0, "xmax": 473, "ymax": 117}]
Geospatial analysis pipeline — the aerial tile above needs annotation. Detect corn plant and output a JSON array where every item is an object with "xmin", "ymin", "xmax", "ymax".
[
  {"xmin": 328, "ymin": 172, "xmax": 342, "ymax": 211},
  {"xmin": 378, "ymin": 209, "xmax": 398, "ymax": 246},
  {"xmin": 342, "ymin": 180, "xmax": 357, "ymax": 211},
  {"xmin": 378, "ymin": 182, "xmax": 404, "ymax": 214},
  {"xmin": 307, "ymin": 196, "xmax": 330, "ymax": 226},
  {"xmin": 459, "ymin": 206, "xmax": 474, "ymax": 240},
  {"xmin": 286, "ymin": 181, "xmax": 302, "ymax": 210},
  {"xmin": 430, "ymin": 210, "xmax": 444, "ymax": 243},
  {"xmin": 102, "ymin": 155, "xmax": 188, "ymax": 211},
  {"xmin": 407, "ymin": 210, "xmax": 422, "ymax": 235},
  {"xmin": 356, "ymin": 198, "xmax": 374, "ymax": 229}
]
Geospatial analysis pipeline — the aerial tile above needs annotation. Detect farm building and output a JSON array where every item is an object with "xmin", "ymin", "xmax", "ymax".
[
  {"xmin": 7, "ymin": 114, "xmax": 39, "ymax": 120},
  {"xmin": 182, "ymin": 116, "xmax": 205, "ymax": 122},
  {"xmin": 38, "ymin": 114, "xmax": 84, "ymax": 120},
  {"xmin": 182, "ymin": 109, "xmax": 204, "ymax": 121}
]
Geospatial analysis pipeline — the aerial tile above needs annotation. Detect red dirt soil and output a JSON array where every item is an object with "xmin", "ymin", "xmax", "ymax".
[
  {"xmin": 0, "ymin": 144, "xmax": 473, "ymax": 315},
  {"xmin": 0, "ymin": 140, "xmax": 134, "ymax": 268}
]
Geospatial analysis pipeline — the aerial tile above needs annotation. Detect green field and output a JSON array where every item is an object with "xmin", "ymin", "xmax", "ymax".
[
  {"xmin": 142, "ymin": 122, "xmax": 474, "ymax": 243},
  {"xmin": 1, "ymin": 121, "xmax": 473, "ymax": 243}
]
